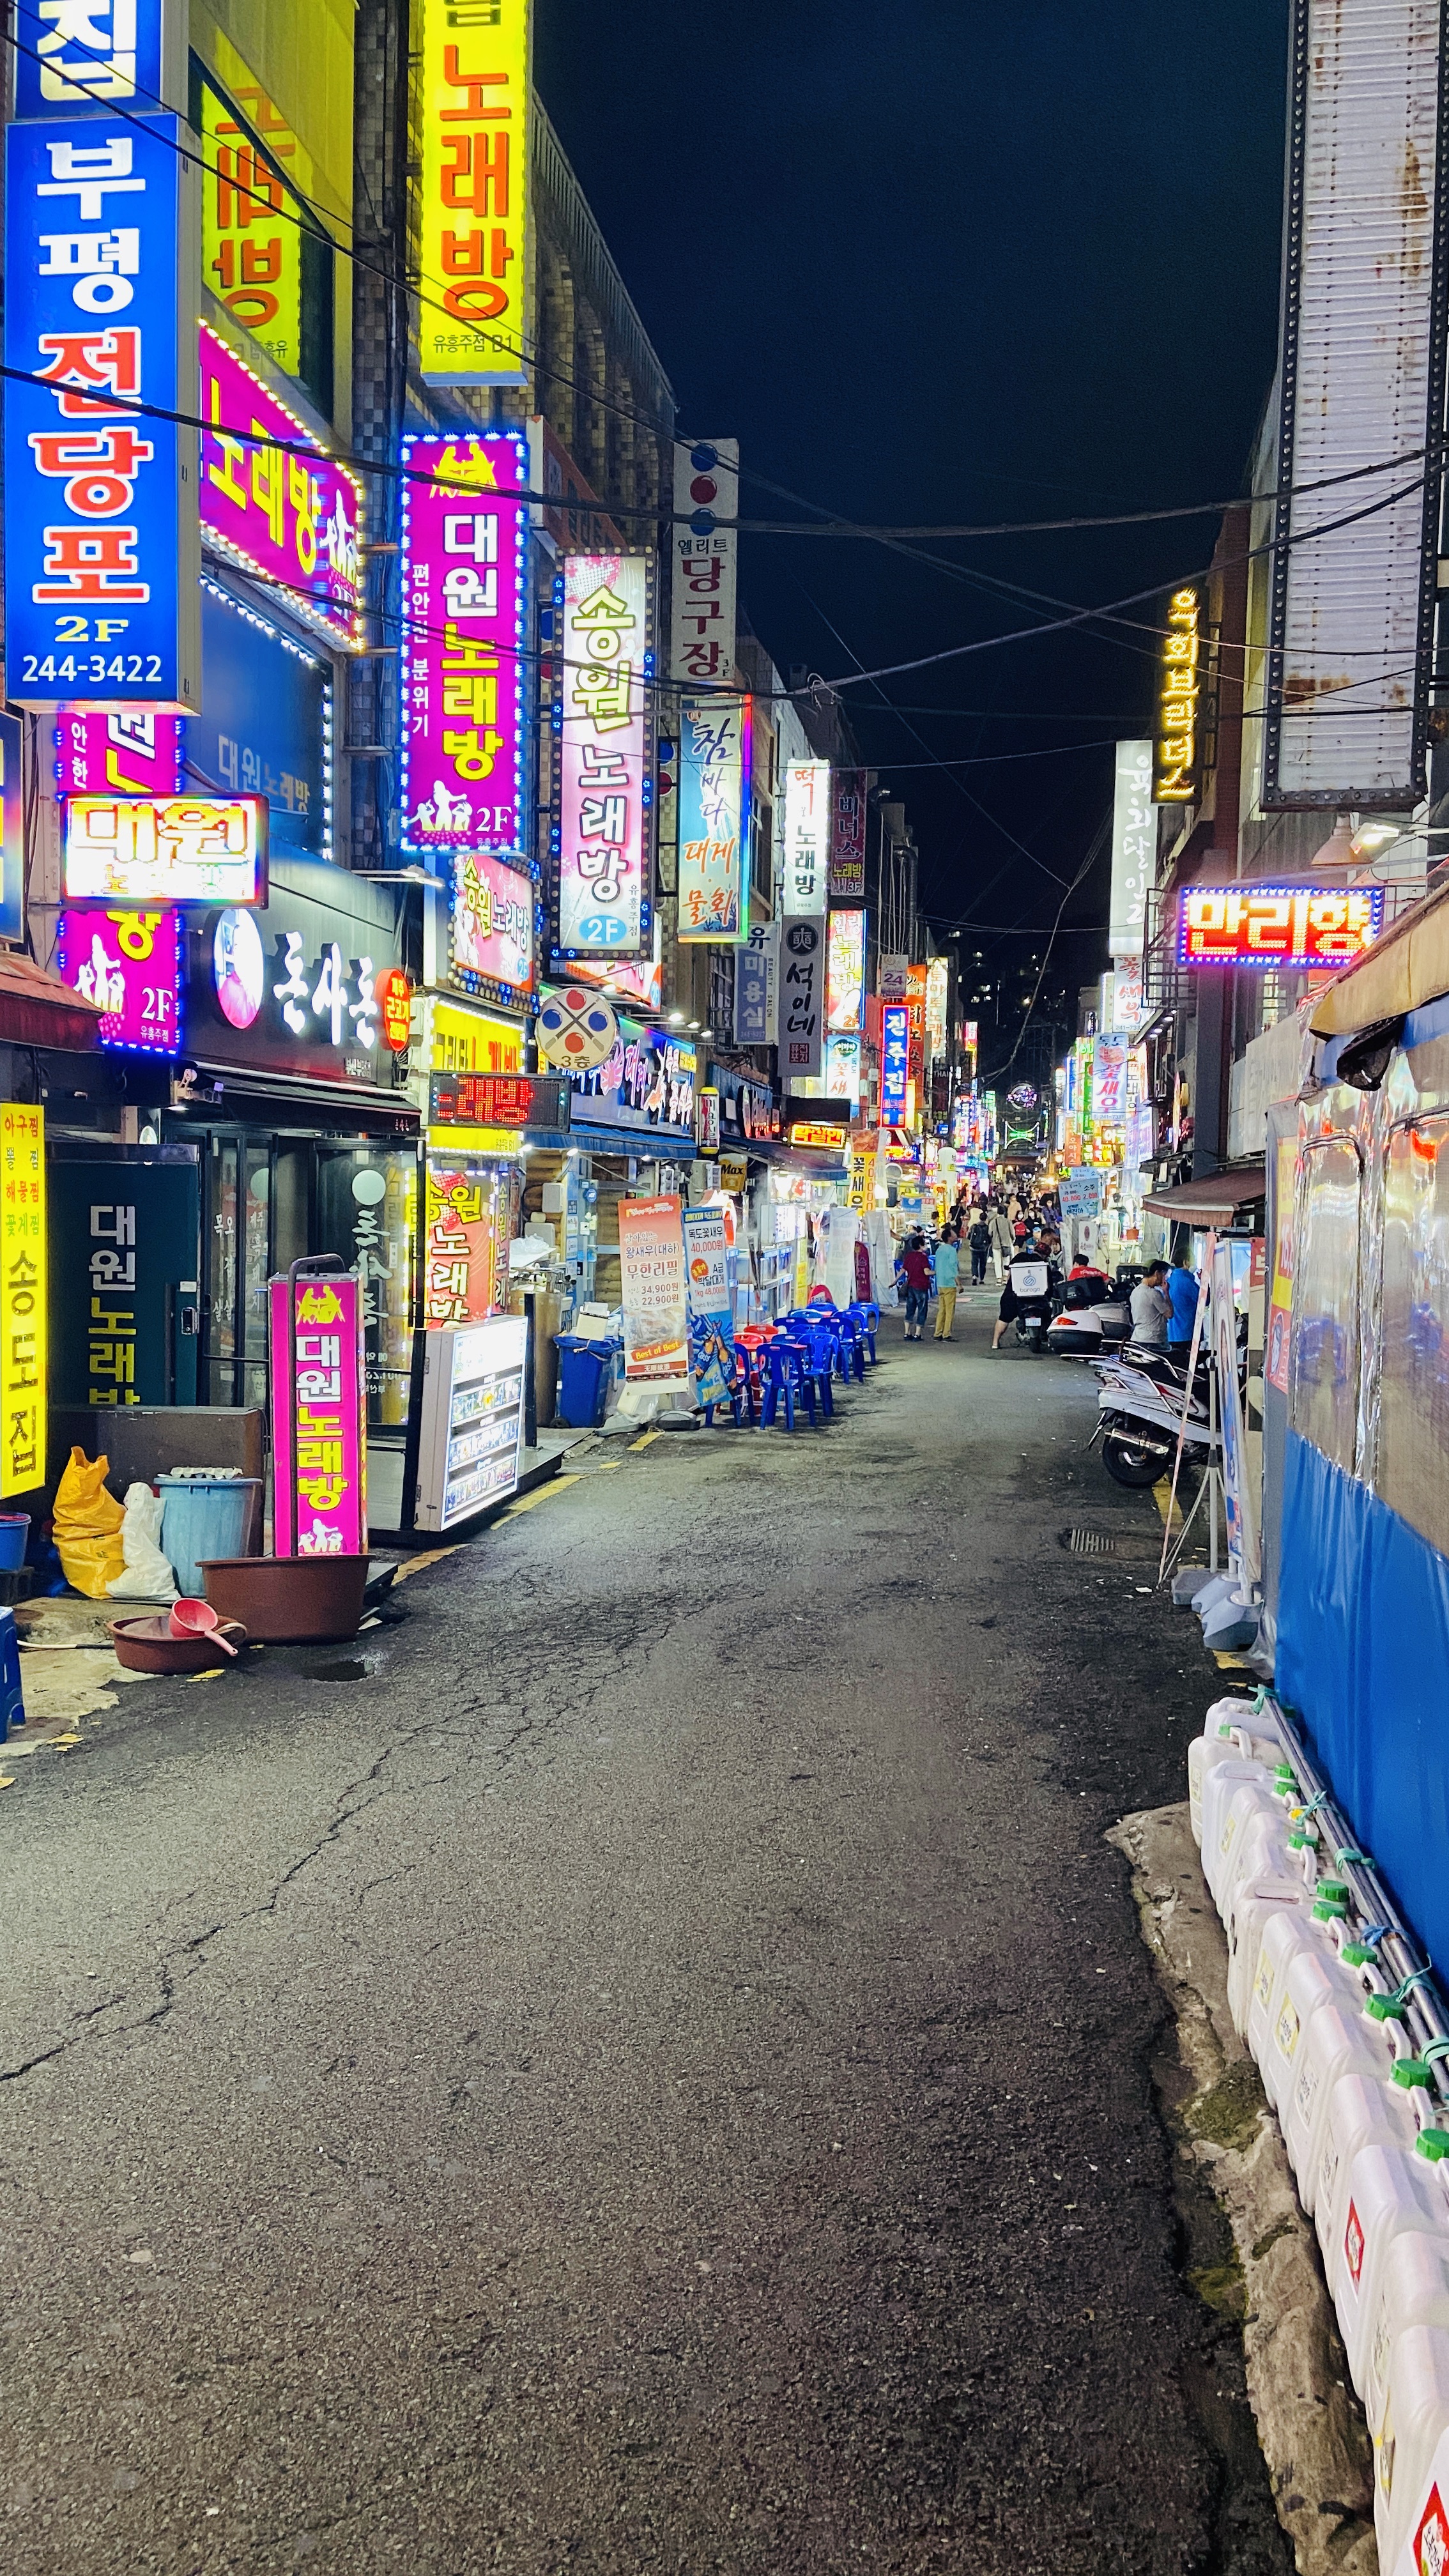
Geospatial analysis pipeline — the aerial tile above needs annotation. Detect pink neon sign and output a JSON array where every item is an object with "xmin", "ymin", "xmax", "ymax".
[
  {"xmin": 56, "ymin": 908, "xmax": 183, "ymax": 1057},
  {"xmin": 54, "ymin": 710, "xmax": 185, "ymax": 799},
  {"xmin": 400, "ymin": 431, "xmax": 529, "ymax": 859},
  {"xmin": 269, "ymin": 1271, "xmax": 367, "ymax": 1556},
  {"xmin": 199, "ymin": 324, "xmax": 364, "ymax": 647}
]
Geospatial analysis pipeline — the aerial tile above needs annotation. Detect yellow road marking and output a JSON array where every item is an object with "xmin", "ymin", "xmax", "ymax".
[
  {"xmin": 392, "ymin": 1545, "xmax": 463, "ymax": 1585},
  {"xmin": 629, "ymin": 1430, "xmax": 661, "ymax": 1452},
  {"xmin": 1213, "ymin": 1650, "xmax": 1253, "ymax": 1672},
  {"xmin": 496, "ymin": 1474, "xmax": 581, "ymax": 1520},
  {"xmin": 1152, "ymin": 1476, "xmax": 1186, "ymax": 1533}
]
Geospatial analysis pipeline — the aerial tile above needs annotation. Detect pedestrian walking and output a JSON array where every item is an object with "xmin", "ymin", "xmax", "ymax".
[
  {"xmin": 968, "ymin": 1212, "xmax": 990, "ymax": 1284},
  {"xmin": 1130, "ymin": 1259, "xmax": 1171, "ymax": 1348},
  {"xmin": 1166, "ymin": 1254, "xmax": 1201, "ymax": 1358},
  {"xmin": 932, "ymin": 1226, "xmax": 960, "ymax": 1338},
  {"xmin": 988, "ymin": 1201, "xmax": 1013, "ymax": 1282},
  {"xmin": 900, "ymin": 1231, "xmax": 931, "ymax": 1340}
]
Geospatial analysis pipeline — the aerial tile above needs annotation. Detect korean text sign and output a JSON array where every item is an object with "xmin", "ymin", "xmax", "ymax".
[
  {"xmin": 199, "ymin": 325, "xmax": 363, "ymax": 645},
  {"xmin": 677, "ymin": 694, "xmax": 748, "ymax": 940},
  {"xmin": 734, "ymin": 919, "xmax": 776, "ymax": 1044},
  {"xmin": 670, "ymin": 437, "xmax": 738, "ymax": 686},
  {"xmin": 401, "ymin": 431, "xmax": 529, "ymax": 857},
  {"xmin": 14, "ymin": 0, "xmax": 171, "ymax": 116},
  {"xmin": 827, "ymin": 907, "xmax": 866, "ymax": 1031},
  {"xmin": 881, "ymin": 1002, "xmax": 909, "ymax": 1121},
  {"xmin": 829, "ymin": 768, "xmax": 867, "ymax": 900},
  {"xmin": 199, "ymin": 72, "xmax": 305, "ymax": 385},
  {"xmin": 1178, "ymin": 884, "xmax": 1384, "ymax": 970},
  {"xmin": 418, "ymin": 0, "xmax": 530, "ymax": 384},
  {"xmin": 449, "ymin": 849, "xmax": 535, "ymax": 1000},
  {"xmin": 618, "ymin": 1194, "xmax": 689, "ymax": 1381},
  {"xmin": 269, "ymin": 1271, "xmax": 366, "ymax": 1554},
  {"xmin": 1154, "ymin": 586, "xmax": 1202, "ymax": 805},
  {"xmin": 4, "ymin": 113, "xmax": 199, "ymax": 710},
  {"xmin": 781, "ymin": 760, "xmax": 830, "ymax": 914},
  {"xmin": 1110, "ymin": 740, "xmax": 1153, "ymax": 959},
  {"xmin": 0, "ymin": 1107, "xmax": 47, "ymax": 1496},
  {"xmin": 555, "ymin": 553, "xmax": 652, "ymax": 956},
  {"xmin": 682, "ymin": 1204, "xmax": 737, "ymax": 1407},
  {"xmin": 424, "ymin": 1164, "xmax": 502, "ymax": 1326},
  {"xmin": 54, "ymin": 707, "xmax": 183, "ymax": 795},
  {"xmin": 780, "ymin": 916, "xmax": 824, "ymax": 1081},
  {"xmin": 64, "ymin": 794, "xmax": 266, "ymax": 903},
  {"xmin": 57, "ymin": 905, "xmax": 181, "ymax": 1053}
]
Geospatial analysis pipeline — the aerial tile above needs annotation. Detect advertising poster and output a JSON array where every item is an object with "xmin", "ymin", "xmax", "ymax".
[
  {"xmin": 399, "ymin": 429, "xmax": 530, "ymax": 859},
  {"xmin": 618, "ymin": 1194, "xmax": 689, "ymax": 1380},
  {"xmin": 677, "ymin": 694, "xmax": 749, "ymax": 940},
  {"xmin": 1058, "ymin": 1167, "xmax": 1103, "ymax": 1222},
  {"xmin": 269, "ymin": 1270, "xmax": 367, "ymax": 1554},
  {"xmin": 423, "ymin": 1166, "xmax": 499, "ymax": 1326},
  {"xmin": 682, "ymin": 1204, "xmax": 737, "ymax": 1407},
  {"xmin": 556, "ymin": 551, "xmax": 652, "ymax": 955},
  {"xmin": 1266, "ymin": 1131, "xmax": 1298, "ymax": 1395},
  {"xmin": 1212, "ymin": 1236, "xmax": 1259, "ymax": 1586}
]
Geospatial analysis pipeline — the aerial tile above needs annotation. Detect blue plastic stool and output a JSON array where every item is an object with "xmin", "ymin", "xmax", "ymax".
[
  {"xmin": 760, "ymin": 1341, "xmax": 808, "ymax": 1431},
  {"xmin": 848, "ymin": 1302, "xmax": 880, "ymax": 1364},
  {"xmin": 0, "ymin": 1607, "xmax": 26, "ymax": 1740},
  {"xmin": 790, "ymin": 1320, "xmax": 835, "ymax": 1417}
]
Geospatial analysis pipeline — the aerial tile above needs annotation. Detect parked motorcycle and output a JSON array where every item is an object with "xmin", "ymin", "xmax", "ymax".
[
  {"xmin": 1008, "ymin": 1255, "xmax": 1057, "ymax": 1352},
  {"xmin": 1089, "ymin": 1342, "xmax": 1219, "ymax": 1489},
  {"xmin": 1045, "ymin": 1270, "xmax": 1133, "ymax": 1360}
]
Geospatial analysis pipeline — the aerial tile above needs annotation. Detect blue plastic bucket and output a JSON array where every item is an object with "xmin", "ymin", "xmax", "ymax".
[
  {"xmin": 0, "ymin": 1514, "xmax": 30, "ymax": 1570},
  {"xmin": 158, "ymin": 1477, "xmax": 261, "ymax": 1597}
]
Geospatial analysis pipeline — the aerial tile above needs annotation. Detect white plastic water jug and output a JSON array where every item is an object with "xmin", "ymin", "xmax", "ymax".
[
  {"xmin": 1333, "ymin": 2143, "xmax": 1449, "ymax": 2396},
  {"xmin": 1218, "ymin": 1800, "xmax": 1294, "ymax": 1928},
  {"xmin": 1204, "ymin": 1693, "xmax": 1290, "ymax": 1763},
  {"xmin": 1188, "ymin": 1732, "xmax": 1239, "ymax": 1844},
  {"xmin": 1204, "ymin": 1770, "xmax": 1280, "ymax": 1913},
  {"xmin": 1316, "ymin": 2074, "xmax": 1418, "ymax": 2292},
  {"xmin": 1248, "ymin": 1906, "xmax": 1353, "ymax": 2109},
  {"xmin": 1377, "ymin": 2371, "xmax": 1449, "ymax": 2573},
  {"xmin": 1365, "ymin": 2230, "xmax": 1449, "ymax": 2442},
  {"xmin": 1225, "ymin": 1869, "xmax": 1305, "ymax": 2038},
  {"xmin": 1282, "ymin": 1992, "xmax": 1394, "ymax": 2212},
  {"xmin": 1267, "ymin": 1942, "xmax": 1365, "ymax": 2129}
]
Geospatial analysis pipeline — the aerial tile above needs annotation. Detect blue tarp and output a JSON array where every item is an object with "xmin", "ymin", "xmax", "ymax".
[{"xmin": 1277, "ymin": 1427, "xmax": 1449, "ymax": 1965}]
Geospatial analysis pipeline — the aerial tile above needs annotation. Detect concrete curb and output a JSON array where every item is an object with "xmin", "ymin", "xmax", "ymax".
[{"xmin": 1109, "ymin": 1802, "xmax": 1377, "ymax": 2576}]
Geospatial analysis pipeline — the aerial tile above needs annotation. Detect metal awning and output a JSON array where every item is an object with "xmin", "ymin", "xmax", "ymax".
[
  {"xmin": 1309, "ymin": 876, "xmax": 1449, "ymax": 1036},
  {"xmin": 1141, "ymin": 1162, "xmax": 1266, "ymax": 1229},
  {"xmin": 1, "ymin": 951, "xmax": 102, "ymax": 1052}
]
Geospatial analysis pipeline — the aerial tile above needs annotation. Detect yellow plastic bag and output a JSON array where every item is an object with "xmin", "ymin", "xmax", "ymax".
[{"xmin": 53, "ymin": 1447, "xmax": 126, "ymax": 1599}]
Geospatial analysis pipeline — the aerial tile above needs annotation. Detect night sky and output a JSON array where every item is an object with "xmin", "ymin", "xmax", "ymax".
[{"xmin": 537, "ymin": 1, "xmax": 1290, "ymax": 1057}]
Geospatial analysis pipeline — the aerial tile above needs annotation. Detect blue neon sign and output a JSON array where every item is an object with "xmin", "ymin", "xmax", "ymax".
[
  {"xmin": 881, "ymin": 1001, "xmax": 910, "ymax": 1121},
  {"xmin": 3, "ymin": 113, "xmax": 197, "ymax": 710},
  {"xmin": 13, "ymin": 0, "xmax": 169, "ymax": 119}
]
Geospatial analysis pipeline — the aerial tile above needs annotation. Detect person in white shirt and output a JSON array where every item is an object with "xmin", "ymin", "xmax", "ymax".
[{"xmin": 1129, "ymin": 1261, "xmax": 1171, "ymax": 1347}]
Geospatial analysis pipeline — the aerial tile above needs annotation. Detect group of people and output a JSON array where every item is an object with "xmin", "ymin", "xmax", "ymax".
[
  {"xmin": 1128, "ymin": 1256, "xmax": 1202, "ymax": 1358},
  {"xmin": 894, "ymin": 1187, "xmax": 1066, "ymax": 1344},
  {"xmin": 896, "ymin": 1228, "xmax": 959, "ymax": 1339}
]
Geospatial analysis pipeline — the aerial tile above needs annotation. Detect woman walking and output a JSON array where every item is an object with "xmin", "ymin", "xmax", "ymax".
[{"xmin": 900, "ymin": 1232, "xmax": 932, "ymax": 1340}]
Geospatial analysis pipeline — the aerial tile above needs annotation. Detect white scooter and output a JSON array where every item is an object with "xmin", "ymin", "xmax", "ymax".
[{"xmin": 1089, "ymin": 1343, "xmax": 1221, "ymax": 1489}]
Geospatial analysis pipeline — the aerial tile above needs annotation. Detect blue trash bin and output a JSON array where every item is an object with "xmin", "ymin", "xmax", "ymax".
[
  {"xmin": 553, "ymin": 1335, "xmax": 620, "ymax": 1429},
  {"xmin": 158, "ymin": 1475, "xmax": 262, "ymax": 1597}
]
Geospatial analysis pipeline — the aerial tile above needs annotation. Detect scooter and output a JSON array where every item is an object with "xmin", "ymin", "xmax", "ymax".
[
  {"xmin": 1089, "ymin": 1346, "xmax": 1220, "ymax": 1489},
  {"xmin": 1045, "ymin": 1271, "xmax": 1133, "ymax": 1360}
]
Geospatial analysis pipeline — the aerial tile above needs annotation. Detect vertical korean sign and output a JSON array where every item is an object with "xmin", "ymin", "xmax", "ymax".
[
  {"xmin": 1109, "ymin": 739, "xmax": 1153, "ymax": 962},
  {"xmin": 0, "ymin": 1108, "xmax": 47, "ymax": 1498},
  {"xmin": 418, "ymin": 0, "xmax": 530, "ymax": 383},
  {"xmin": 4, "ymin": 112, "xmax": 199, "ymax": 707},
  {"xmin": 669, "ymin": 438, "xmax": 739, "ymax": 685},
  {"xmin": 618, "ymin": 1195, "xmax": 689, "ymax": 1381},
  {"xmin": 780, "ymin": 917, "xmax": 824, "ymax": 1082},
  {"xmin": 401, "ymin": 431, "xmax": 529, "ymax": 857},
  {"xmin": 829, "ymin": 767, "xmax": 867, "ymax": 900},
  {"xmin": 269, "ymin": 1271, "xmax": 367, "ymax": 1555},
  {"xmin": 677, "ymin": 695, "xmax": 749, "ymax": 940},
  {"xmin": 880, "ymin": 1004, "xmax": 909, "ymax": 1123},
  {"xmin": 781, "ymin": 761, "xmax": 829, "ymax": 914},
  {"xmin": 555, "ymin": 553, "xmax": 653, "ymax": 955}
]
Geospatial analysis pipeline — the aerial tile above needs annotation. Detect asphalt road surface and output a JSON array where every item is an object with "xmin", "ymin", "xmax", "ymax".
[{"xmin": 1, "ymin": 1286, "xmax": 1290, "ymax": 2575}]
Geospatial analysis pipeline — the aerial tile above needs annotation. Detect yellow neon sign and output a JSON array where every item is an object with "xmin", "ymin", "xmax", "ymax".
[
  {"xmin": 0, "ymin": 1106, "xmax": 45, "ymax": 1497},
  {"xmin": 418, "ymin": 0, "xmax": 530, "ymax": 385}
]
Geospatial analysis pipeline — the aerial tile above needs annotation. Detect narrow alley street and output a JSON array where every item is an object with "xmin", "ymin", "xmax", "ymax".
[{"xmin": 2, "ymin": 1300, "xmax": 1288, "ymax": 2576}]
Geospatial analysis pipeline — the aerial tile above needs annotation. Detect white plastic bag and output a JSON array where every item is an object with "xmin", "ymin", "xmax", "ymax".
[{"xmin": 106, "ymin": 1482, "xmax": 178, "ymax": 1600}]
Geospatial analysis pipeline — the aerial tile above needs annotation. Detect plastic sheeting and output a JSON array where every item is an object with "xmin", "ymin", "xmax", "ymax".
[{"xmin": 1278, "ymin": 1427, "xmax": 1449, "ymax": 1971}]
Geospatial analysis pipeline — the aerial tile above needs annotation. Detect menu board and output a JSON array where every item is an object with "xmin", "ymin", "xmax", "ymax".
[{"xmin": 414, "ymin": 1315, "xmax": 528, "ymax": 1530}]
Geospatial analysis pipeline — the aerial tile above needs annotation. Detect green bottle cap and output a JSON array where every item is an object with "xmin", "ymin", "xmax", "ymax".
[
  {"xmin": 1342, "ymin": 1943, "xmax": 1376, "ymax": 1967},
  {"xmin": 1394, "ymin": 2058, "xmax": 1434, "ymax": 2089},
  {"xmin": 1365, "ymin": 1993, "xmax": 1406, "ymax": 2021},
  {"xmin": 1290, "ymin": 1830, "xmax": 1320, "ymax": 1851},
  {"xmin": 1314, "ymin": 1897, "xmax": 1349, "ymax": 1921},
  {"xmin": 1318, "ymin": 1879, "xmax": 1350, "ymax": 1905},
  {"xmin": 1416, "ymin": 2129, "xmax": 1449, "ymax": 2161}
]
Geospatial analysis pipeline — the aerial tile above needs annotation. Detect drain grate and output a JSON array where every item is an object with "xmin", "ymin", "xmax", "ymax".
[{"xmin": 1068, "ymin": 1528, "xmax": 1116, "ymax": 1556}]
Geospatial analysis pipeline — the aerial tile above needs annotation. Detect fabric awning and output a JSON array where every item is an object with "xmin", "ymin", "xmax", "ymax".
[
  {"xmin": 1310, "ymin": 877, "xmax": 1449, "ymax": 1037},
  {"xmin": 1141, "ymin": 1162, "xmax": 1266, "ymax": 1228},
  {"xmin": 0, "ymin": 949, "xmax": 102, "ymax": 1052}
]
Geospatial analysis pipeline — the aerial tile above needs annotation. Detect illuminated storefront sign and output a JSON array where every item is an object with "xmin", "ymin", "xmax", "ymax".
[
  {"xmin": 790, "ymin": 1121, "xmax": 848, "ymax": 1150},
  {"xmin": 64, "ymin": 793, "xmax": 266, "ymax": 903},
  {"xmin": 191, "ymin": 579, "xmax": 334, "ymax": 863},
  {"xmin": 0, "ymin": 717, "xmax": 21, "ymax": 944},
  {"xmin": 430, "ymin": 1070, "xmax": 567, "ymax": 1130},
  {"xmin": 448, "ymin": 848, "xmax": 536, "ymax": 1004},
  {"xmin": 780, "ymin": 916, "xmax": 824, "ymax": 1081},
  {"xmin": 375, "ymin": 967, "xmax": 413, "ymax": 1052},
  {"xmin": 4, "ymin": 111, "xmax": 199, "ymax": 709},
  {"xmin": 677, "ymin": 693, "xmax": 748, "ymax": 940},
  {"xmin": 57, "ymin": 905, "xmax": 182, "ymax": 1053},
  {"xmin": 570, "ymin": 1020, "xmax": 696, "ymax": 1138},
  {"xmin": 669, "ymin": 436, "xmax": 738, "ymax": 686},
  {"xmin": 925, "ymin": 954, "xmax": 949, "ymax": 1061},
  {"xmin": 554, "ymin": 551, "xmax": 653, "ymax": 956},
  {"xmin": 0, "ymin": 1105, "xmax": 46, "ymax": 1497},
  {"xmin": 1154, "ymin": 586, "xmax": 1202, "ymax": 804},
  {"xmin": 562, "ymin": 935, "xmax": 664, "ymax": 1016},
  {"xmin": 54, "ymin": 707, "xmax": 184, "ymax": 795},
  {"xmin": 781, "ymin": 760, "xmax": 830, "ymax": 914},
  {"xmin": 829, "ymin": 767, "xmax": 866, "ymax": 900},
  {"xmin": 1110, "ymin": 739, "xmax": 1154, "ymax": 955},
  {"xmin": 418, "ymin": 0, "xmax": 530, "ymax": 385},
  {"xmin": 881, "ymin": 1002, "xmax": 910, "ymax": 1122},
  {"xmin": 400, "ymin": 429, "xmax": 529, "ymax": 858},
  {"xmin": 826, "ymin": 907, "xmax": 866, "ymax": 1032},
  {"xmin": 13, "ymin": 0, "xmax": 174, "ymax": 114},
  {"xmin": 199, "ymin": 325, "xmax": 363, "ymax": 647},
  {"xmin": 1178, "ymin": 882, "xmax": 1384, "ymax": 970},
  {"xmin": 199, "ymin": 70, "xmax": 303, "ymax": 383},
  {"xmin": 270, "ymin": 1269, "xmax": 366, "ymax": 1555}
]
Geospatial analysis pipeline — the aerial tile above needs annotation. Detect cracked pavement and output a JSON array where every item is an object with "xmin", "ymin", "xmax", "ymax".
[{"xmin": 1, "ymin": 1292, "xmax": 1290, "ymax": 2573}]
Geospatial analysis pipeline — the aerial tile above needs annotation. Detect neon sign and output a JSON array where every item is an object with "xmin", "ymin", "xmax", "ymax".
[
  {"xmin": 63, "ymin": 793, "xmax": 267, "ymax": 904},
  {"xmin": 1177, "ymin": 883, "xmax": 1384, "ymax": 970}
]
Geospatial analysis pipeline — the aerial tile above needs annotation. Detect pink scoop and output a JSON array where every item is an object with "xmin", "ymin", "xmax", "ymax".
[{"xmin": 169, "ymin": 1597, "xmax": 238, "ymax": 1657}]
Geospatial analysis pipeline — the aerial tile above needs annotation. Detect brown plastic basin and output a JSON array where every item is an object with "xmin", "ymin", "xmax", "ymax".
[{"xmin": 198, "ymin": 1554, "xmax": 368, "ymax": 1643}]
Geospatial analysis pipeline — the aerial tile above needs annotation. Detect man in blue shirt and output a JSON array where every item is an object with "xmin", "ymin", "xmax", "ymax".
[
  {"xmin": 1166, "ymin": 1256, "xmax": 1201, "ymax": 1358},
  {"xmin": 932, "ymin": 1227, "xmax": 961, "ymax": 1340}
]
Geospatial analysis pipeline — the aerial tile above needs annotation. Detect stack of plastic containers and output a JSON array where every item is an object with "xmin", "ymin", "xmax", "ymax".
[{"xmin": 1184, "ymin": 1694, "xmax": 1449, "ymax": 2570}]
